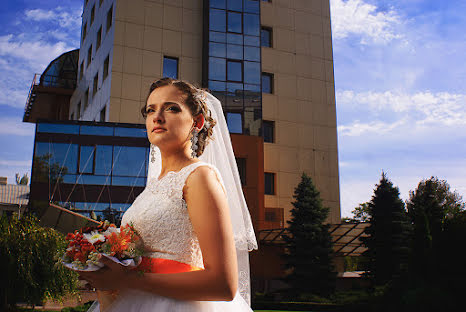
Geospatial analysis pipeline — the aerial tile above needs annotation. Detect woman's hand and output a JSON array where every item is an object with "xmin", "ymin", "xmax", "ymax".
[{"xmin": 77, "ymin": 256, "xmax": 133, "ymax": 291}]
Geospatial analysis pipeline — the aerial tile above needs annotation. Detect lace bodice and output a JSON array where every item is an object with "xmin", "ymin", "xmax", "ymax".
[{"xmin": 121, "ymin": 161, "xmax": 223, "ymax": 269}]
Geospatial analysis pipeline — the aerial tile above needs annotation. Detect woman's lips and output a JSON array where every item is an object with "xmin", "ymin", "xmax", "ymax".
[{"xmin": 153, "ymin": 128, "xmax": 166, "ymax": 133}]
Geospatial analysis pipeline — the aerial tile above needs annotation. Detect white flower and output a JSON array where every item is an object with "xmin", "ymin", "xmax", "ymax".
[
  {"xmin": 83, "ymin": 231, "xmax": 106, "ymax": 244},
  {"xmin": 102, "ymin": 226, "xmax": 120, "ymax": 237}
]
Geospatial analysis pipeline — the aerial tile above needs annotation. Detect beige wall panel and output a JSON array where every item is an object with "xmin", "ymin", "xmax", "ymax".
[
  {"xmin": 182, "ymin": 0, "xmax": 202, "ymax": 10},
  {"xmin": 328, "ymin": 105, "xmax": 337, "ymax": 127},
  {"xmin": 325, "ymin": 60, "xmax": 334, "ymax": 82},
  {"xmin": 276, "ymin": 121, "xmax": 299, "ymax": 147},
  {"xmin": 311, "ymin": 0, "xmax": 323, "ymax": 16},
  {"xmin": 108, "ymin": 97, "xmax": 121, "ymax": 122},
  {"xmin": 279, "ymin": 148, "xmax": 299, "ymax": 173},
  {"xmin": 112, "ymin": 45, "xmax": 123, "ymax": 72},
  {"xmin": 262, "ymin": 93, "xmax": 278, "ymax": 120},
  {"xmin": 280, "ymin": 196, "xmax": 294, "ymax": 224},
  {"xmin": 295, "ymin": 55, "xmax": 312, "ymax": 78},
  {"xmin": 180, "ymin": 56, "xmax": 201, "ymax": 84},
  {"xmin": 329, "ymin": 176, "xmax": 341, "ymax": 203},
  {"xmin": 311, "ymin": 58, "xmax": 325, "ymax": 80},
  {"xmin": 294, "ymin": 10, "xmax": 312, "ymax": 33},
  {"xmin": 311, "ymin": 79, "xmax": 325, "ymax": 105},
  {"xmin": 328, "ymin": 151, "xmax": 339, "ymax": 178},
  {"xmin": 114, "ymin": 20, "xmax": 125, "ymax": 46},
  {"xmin": 142, "ymin": 50, "xmax": 162, "ymax": 78},
  {"xmin": 313, "ymin": 174, "xmax": 330, "ymax": 202},
  {"xmin": 260, "ymin": 2, "xmax": 274, "ymax": 25},
  {"xmin": 295, "ymin": 0, "xmax": 312, "ymax": 12},
  {"xmin": 322, "ymin": 0, "xmax": 331, "ymax": 17},
  {"xmin": 182, "ymin": 9, "xmax": 202, "ymax": 34},
  {"xmin": 123, "ymin": 0, "xmax": 145, "ymax": 24},
  {"xmin": 299, "ymin": 149, "xmax": 315, "ymax": 176},
  {"xmin": 274, "ymin": 7, "xmax": 294, "ymax": 30},
  {"xmin": 298, "ymin": 124, "xmax": 314, "ymax": 148},
  {"xmin": 261, "ymin": 48, "xmax": 275, "ymax": 73},
  {"xmin": 278, "ymin": 172, "xmax": 300, "ymax": 198},
  {"xmin": 144, "ymin": 2, "xmax": 164, "ymax": 28},
  {"xmin": 123, "ymin": 47, "xmax": 143, "ymax": 75},
  {"xmin": 264, "ymin": 143, "xmax": 280, "ymax": 171},
  {"xmin": 277, "ymin": 97, "xmax": 299, "ymax": 122},
  {"xmin": 310, "ymin": 34, "xmax": 324, "ymax": 59},
  {"xmin": 323, "ymin": 36, "xmax": 333, "ymax": 60},
  {"xmin": 125, "ymin": 23, "xmax": 144, "ymax": 49},
  {"xmin": 162, "ymin": 29, "xmax": 182, "ymax": 55},
  {"xmin": 264, "ymin": 195, "xmax": 279, "ymax": 209},
  {"xmin": 182, "ymin": 33, "xmax": 202, "ymax": 59},
  {"xmin": 120, "ymin": 98, "xmax": 143, "ymax": 123},
  {"xmin": 275, "ymin": 0, "xmax": 293, "ymax": 9},
  {"xmin": 163, "ymin": 5, "xmax": 183, "ymax": 31},
  {"xmin": 143, "ymin": 26, "xmax": 163, "ymax": 52},
  {"xmin": 274, "ymin": 28, "xmax": 295, "ymax": 53},
  {"xmin": 121, "ymin": 73, "xmax": 142, "ymax": 100},
  {"xmin": 315, "ymin": 150, "xmax": 330, "ymax": 177},
  {"xmin": 295, "ymin": 32, "xmax": 311, "ymax": 55},
  {"xmin": 275, "ymin": 74, "xmax": 297, "ymax": 98},
  {"xmin": 110, "ymin": 71, "xmax": 122, "ymax": 98},
  {"xmin": 309, "ymin": 14, "xmax": 323, "ymax": 36},
  {"xmin": 323, "ymin": 17, "xmax": 332, "ymax": 37},
  {"xmin": 314, "ymin": 126, "xmax": 330, "ymax": 150},
  {"xmin": 326, "ymin": 82, "xmax": 335, "ymax": 107},
  {"xmin": 297, "ymin": 99, "xmax": 313, "ymax": 123},
  {"xmin": 145, "ymin": 0, "xmax": 163, "ymax": 4},
  {"xmin": 141, "ymin": 76, "xmax": 157, "ymax": 101},
  {"xmin": 164, "ymin": 0, "xmax": 182, "ymax": 7},
  {"xmin": 296, "ymin": 77, "xmax": 312, "ymax": 101},
  {"xmin": 277, "ymin": 52, "xmax": 296, "ymax": 75}
]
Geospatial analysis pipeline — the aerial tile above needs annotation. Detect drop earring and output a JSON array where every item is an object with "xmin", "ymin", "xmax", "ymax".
[
  {"xmin": 150, "ymin": 144, "xmax": 157, "ymax": 163},
  {"xmin": 190, "ymin": 128, "xmax": 199, "ymax": 158}
]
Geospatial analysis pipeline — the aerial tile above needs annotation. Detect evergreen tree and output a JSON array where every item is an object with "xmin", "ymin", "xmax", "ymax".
[
  {"xmin": 281, "ymin": 173, "xmax": 336, "ymax": 297},
  {"xmin": 406, "ymin": 176, "xmax": 465, "ymax": 281},
  {"xmin": 361, "ymin": 172, "xmax": 411, "ymax": 286}
]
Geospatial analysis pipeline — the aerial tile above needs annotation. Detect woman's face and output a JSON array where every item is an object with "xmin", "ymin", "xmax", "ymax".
[{"xmin": 145, "ymin": 85, "xmax": 195, "ymax": 153}]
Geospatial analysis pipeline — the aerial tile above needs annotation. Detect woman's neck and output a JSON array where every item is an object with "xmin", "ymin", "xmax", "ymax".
[{"xmin": 158, "ymin": 148, "xmax": 198, "ymax": 176}]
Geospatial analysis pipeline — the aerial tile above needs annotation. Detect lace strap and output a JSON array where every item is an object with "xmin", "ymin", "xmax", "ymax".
[{"xmin": 180, "ymin": 162, "xmax": 227, "ymax": 197}]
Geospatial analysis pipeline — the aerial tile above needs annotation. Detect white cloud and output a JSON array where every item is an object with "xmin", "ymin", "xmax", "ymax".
[
  {"xmin": 0, "ymin": 34, "xmax": 73, "ymax": 69},
  {"xmin": 330, "ymin": 0, "xmax": 403, "ymax": 44},
  {"xmin": 0, "ymin": 159, "xmax": 31, "ymax": 167},
  {"xmin": 0, "ymin": 117, "xmax": 35, "ymax": 136},
  {"xmin": 337, "ymin": 90, "xmax": 466, "ymax": 136},
  {"xmin": 24, "ymin": 8, "xmax": 82, "ymax": 29}
]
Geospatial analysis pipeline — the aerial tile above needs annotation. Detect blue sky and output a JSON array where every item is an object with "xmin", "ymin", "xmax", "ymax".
[{"xmin": 0, "ymin": 0, "xmax": 464, "ymax": 218}]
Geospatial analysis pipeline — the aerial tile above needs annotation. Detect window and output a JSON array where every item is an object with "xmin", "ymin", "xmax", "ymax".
[
  {"xmin": 227, "ymin": 112, "xmax": 242, "ymax": 133},
  {"xmin": 265, "ymin": 172, "xmax": 275, "ymax": 195},
  {"xmin": 227, "ymin": 12, "xmax": 242, "ymax": 33},
  {"xmin": 100, "ymin": 106, "xmax": 106, "ymax": 122},
  {"xmin": 261, "ymin": 27, "xmax": 272, "ymax": 47},
  {"xmin": 163, "ymin": 56, "xmax": 178, "ymax": 79},
  {"xmin": 79, "ymin": 61, "xmax": 84, "ymax": 80},
  {"xmin": 262, "ymin": 72, "xmax": 273, "ymax": 93},
  {"xmin": 103, "ymin": 55, "xmax": 109, "ymax": 80},
  {"xmin": 79, "ymin": 145, "xmax": 96, "ymax": 174},
  {"xmin": 96, "ymin": 26, "xmax": 102, "ymax": 50},
  {"xmin": 77, "ymin": 101, "xmax": 81, "ymax": 119},
  {"xmin": 106, "ymin": 5, "xmax": 113, "ymax": 33},
  {"xmin": 87, "ymin": 45, "xmax": 92, "ymax": 67},
  {"xmin": 83, "ymin": 22, "xmax": 87, "ymax": 41},
  {"xmin": 227, "ymin": 60, "xmax": 242, "ymax": 82},
  {"xmin": 90, "ymin": 4, "xmax": 95, "ymax": 25},
  {"xmin": 263, "ymin": 120, "xmax": 274, "ymax": 143},
  {"xmin": 236, "ymin": 157, "xmax": 246, "ymax": 186},
  {"xmin": 84, "ymin": 88, "xmax": 89, "ymax": 109},
  {"xmin": 93, "ymin": 73, "xmax": 99, "ymax": 96}
]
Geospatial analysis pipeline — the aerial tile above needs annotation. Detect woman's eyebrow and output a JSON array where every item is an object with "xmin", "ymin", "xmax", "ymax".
[{"xmin": 146, "ymin": 101, "xmax": 181, "ymax": 108}]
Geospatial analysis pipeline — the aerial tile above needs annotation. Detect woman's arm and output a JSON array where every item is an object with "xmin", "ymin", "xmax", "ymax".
[{"xmin": 81, "ymin": 166, "xmax": 238, "ymax": 301}]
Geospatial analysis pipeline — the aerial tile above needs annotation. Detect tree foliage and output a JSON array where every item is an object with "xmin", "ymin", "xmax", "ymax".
[
  {"xmin": 361, "ymin": 172, "xmax": 411, "ymax": 286},
  {"xmin": 15, "ymin": 173, "xmax": 29, "ymax": 185},
  {"xmin": 350, "ymin": 202, "xmax": 370, "ymax": 222},
  {"xmin": 281, "ymin": 173, "xmax": 336, "ymax": 297},
  {"xmin": 0, "ymin": 213, "xmax": 78, "ymax": 310}
]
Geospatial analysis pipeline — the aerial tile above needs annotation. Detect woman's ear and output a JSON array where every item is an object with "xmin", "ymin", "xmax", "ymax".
[{"xmin": 194, "ymin": 114, "xmax": 205, "ymax": 131}]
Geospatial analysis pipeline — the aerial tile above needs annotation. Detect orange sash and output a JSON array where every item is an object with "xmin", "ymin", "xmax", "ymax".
[{"xmin": 135, "ymin": 256, "xmax": 203, "ymax": 274}]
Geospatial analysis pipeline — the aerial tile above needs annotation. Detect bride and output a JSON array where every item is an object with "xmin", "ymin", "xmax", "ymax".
[{"xmin": 79, "ymin": 77, "xmax": 258, "ymax": 311}]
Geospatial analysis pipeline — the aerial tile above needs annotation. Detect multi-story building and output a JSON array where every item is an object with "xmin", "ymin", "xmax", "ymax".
[{"xmin": 26, "ymin": 0, "xmax": 341, "ymax": 290}]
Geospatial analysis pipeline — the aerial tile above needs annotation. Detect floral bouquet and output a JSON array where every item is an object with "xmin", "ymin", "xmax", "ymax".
[{"xmin": 62, "ymin": 220, "xmax": 144, "ymax": 271}]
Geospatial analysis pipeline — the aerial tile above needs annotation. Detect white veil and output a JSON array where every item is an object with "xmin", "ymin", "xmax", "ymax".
[{"xmin": 146, "ymin": 91, "xmax": 258, "ymax": 305}]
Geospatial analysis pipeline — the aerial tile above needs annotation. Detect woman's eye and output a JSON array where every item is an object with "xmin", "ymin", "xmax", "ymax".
[
  {"xmin": 145, "ymin": 108, "xmax": 155, "ymax": 114},
  {"xmin": 167, "ymin": 106, "xmax": 180, "ymax": 112}
]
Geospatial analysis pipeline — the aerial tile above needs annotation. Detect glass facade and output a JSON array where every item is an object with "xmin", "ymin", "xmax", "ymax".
[
  {"xmin": 31, "ymin": 120, "xmax": 150, "ymax": 225},
  {"xmin": 205, "ymin": 0, "xmax": 262, "ymax": 136},
  {"xmin": 163, "ymin": 56, "xmax": 179, "ymax": 79}
]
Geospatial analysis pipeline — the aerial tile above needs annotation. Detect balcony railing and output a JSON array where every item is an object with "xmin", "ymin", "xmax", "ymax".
[{"xmin": 24, "ymin": 73, "xmax": 77, "ymax": 119}]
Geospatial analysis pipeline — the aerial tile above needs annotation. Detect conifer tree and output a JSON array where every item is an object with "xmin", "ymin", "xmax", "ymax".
[
  {"xmin": 361, "ymin": 172, "xmax": 411, "ymax": 286},
  {"xmin": 281, "ymin": 173, "xmax": 336, "ymax": 296}
]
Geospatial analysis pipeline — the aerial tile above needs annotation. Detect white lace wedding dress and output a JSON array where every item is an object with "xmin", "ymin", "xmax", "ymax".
[{"xmin": 87, "ymin": 161, "xmax": 253, "ymax": 312}]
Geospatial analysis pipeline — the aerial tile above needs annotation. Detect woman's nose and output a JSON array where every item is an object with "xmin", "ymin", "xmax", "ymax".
[{"xmin": 152, "ymin": 110, "xmax": 164, "ymax": 123}]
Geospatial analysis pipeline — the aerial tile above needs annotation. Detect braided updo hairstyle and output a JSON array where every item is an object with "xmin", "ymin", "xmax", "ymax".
[{"xmin": 141, "ymin": 77, "xmax": 217, "ymax": 157}]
